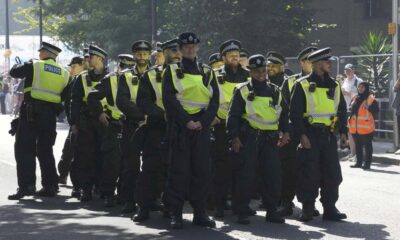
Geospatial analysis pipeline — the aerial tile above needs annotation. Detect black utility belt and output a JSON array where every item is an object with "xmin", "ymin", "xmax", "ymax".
[
  {"xmin": 247, "ymin": 127, "xmax": 279, "ymax": 137},
  {"xmin": 307, "ymin": 124, "xmax": 331, "ymax": 133}
]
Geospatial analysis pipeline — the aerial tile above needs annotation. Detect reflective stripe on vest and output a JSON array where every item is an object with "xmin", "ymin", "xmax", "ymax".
[
  {"xmin": 239, "ymin": 83, "xmax": 282, "ymax": 130},
  {"xmin": 123, "ymin": 71, "xmax": 139, "ymax": 103},
  {"xmin": 287, "ymin": 76, "xmax": 296, "ymax": 93},
  {"xmin": 348, "ymin": 95, "xmax": 375, "ymax": 134},
  {"xmin": 300, "ymin": 79, "xmax": 340, "ymax": 126},
  {"xmin": 30, "ymin": 59, "xmax": 69, "ymax": 103},
  {"xmin": 170, "ymin": 64, "xmax": 212, "ymax": 114},
  {"xmin": 147, "ymin": 68, "xmax": 164, "ymax": 110},
  {"xmin": 104, "ymin": 75, "xmax": 123, "ymax": 120},
  {"xmin": 216, "ymin": 77, "xmax": 242, "ymax": 119}
]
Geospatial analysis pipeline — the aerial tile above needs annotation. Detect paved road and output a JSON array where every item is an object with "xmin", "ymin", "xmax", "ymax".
[{"xmin": 0, "ymin": 114, "xmax": 399, "ymax": 240}]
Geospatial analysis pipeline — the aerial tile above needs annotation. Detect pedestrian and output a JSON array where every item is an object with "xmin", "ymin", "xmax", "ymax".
[
  {"xmin": 162, "ymin": 32, "xmax": 219, "ymax": 229},
  {"xmin": 227, "ymin": 54, "xmax": 289, "ymax": 225},
  {"xmin": 290, "ymin": 47, "xmax": 348, "ymax": 222},
  {"xmin": 132, "ymin": 38, "xmax": 182, "ymax": 222},
  {"xmin": 342, "ymin": 64, "xmax": 363, "ymax": 161},
  {"xmin": 212, "ymin": 39, "xmax": 249, "ymax": 219},
  {"xmin": 278, "ymin": 47, "xmax": 320, "ymax": 218},
  {"xmin": 348, "ymin": 82, "xmax": 379, "ymax": 170},
  {"xmin": 8, "ymin": 42, "xmax": 69, "ymax": 200},
  {"xmin": 69, "ymin": 45, "xmax": 109, "ymax": 202},
  {"xmin": 393, "ymin": 73, "xmax": 400, "ymax": 148}
]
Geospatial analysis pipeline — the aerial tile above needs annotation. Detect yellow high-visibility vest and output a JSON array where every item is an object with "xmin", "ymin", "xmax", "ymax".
[
  {"xmin": 146, "ymin": 66, "xmax": 165, "ymax": 110},
  {"xmin": 122, "ymin": 70, "xmax": 140, "ymax": 103},
  {"xmin": 104, "ymin": 74, "xmax": 123, "ymax": 120},
  {"xmin": 170, "ymin": 63, "xmax": 213, "ymax": 115},
  {"xmin": 238, "ymin": 81, "xmax": 282, "ymax": 130},
  {"xmin": 29, "ymin": 59, "xmax": 69, "ymax": 103},
  {"xmin": 298, "ymin": 78, "xmax": 341, "ymax": 126}
]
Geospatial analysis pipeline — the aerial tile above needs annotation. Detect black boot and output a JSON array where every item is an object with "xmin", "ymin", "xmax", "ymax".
[
  {"xmin": 299, "ymin": 203, "xmax": 314, "ymax": 222},
  {"xmin": 35, "ymin": 187, "xmax": 57, "ymax": 197},
  {"xmin": 170, "ymin": 214, "xmax": 183, "ymax": 229},
  {"xmin": 132, "ymin": 208, "xmax": 150, "ymax": 222},
  {"xmin": 8, "ymin": 186, "xmax": 36, "ymax": 200},
  {"xmin": 192, "ymin": 211, "xmax": 216, "ymax": 228},
  {"xmin": 237, "ymin": 215, "xmax": 250, "ymax": 225},
  {"xmin": 104, "ymin": 195, "xmax": 115, "ymax": 208},
  {"xmin": 71, "ymin": 187, "xmax": 81, "ymax": 199},
  {"xmin": 58, "ymin": 174, "xmax": 68, "ymax": 184},
  {"xmin": 121, "ymin": 202, "xmax": 136, "ymax": 214},
  {"xmin": 80, "ymin": 189, "xmax": 92, "ymax": 202},
  {"xmin": 362, "ymin": 162, "xmax": 371, "ymax": 170},
  {"xmin": 350, "ymin": 162, "xmax": 362, "ymax": 168},
  {"xmin": 323, "ymin": 206, "xmax": 347, "ymax": 221},
  {"xmin": 276, "ymin": 202, "xmax": 294, "ymax": 217},
  {"xmin": 266, "ymin": 210, "xmax": 285, "ymax": 224}
]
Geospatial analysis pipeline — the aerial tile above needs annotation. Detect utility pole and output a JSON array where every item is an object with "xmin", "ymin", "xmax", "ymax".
[
  {"xmin": 391, "ymin": 0, "xmax": 399, "ymax": 149},
  {"xmin": 5, "ymin": 0, "xmax": 11, "ymax": 71},
  {"xmin": 39, "ymin": 0, "xmax": 43, "ymax": 44}
]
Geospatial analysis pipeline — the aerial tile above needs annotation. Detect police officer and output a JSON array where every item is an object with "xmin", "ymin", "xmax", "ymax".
[
  {"xmin": 208, "ymin": 53, "xmax": 224, "ymax": 70},
  {"xmin": 58, "ymin": 56, "xmax": 86, "ymax": 186},
  {"xmin": 227, "ymin": 54, "xmax": 289, "ymax": 224},
  {"xmin": 239, "ymin": 48, "xmax": 250, "ymax": 69},
  {"xmin": 132, "ymin": 38, "xmax": 182, "ymax": 222},
  {"xmin": 87, "ymin": 55, "xmax": 124, "ymax": 207},
  {"xmin": 8, "ymin": 42, "xmax": 70, "ymax": 199},
  {"xmin": 69, "ymin": 45, "xmax": 109, "ymax": 202},
  {"xmin": 277, "ymin": 47, "xmax": 319, "ymax": 216},
  {"xmin": 152, "ymin": 42, "xmax": 165, "ymax": 66},
  {"xmin": 211, "ymin": 39, "xmax": 249, "ymax": 218},
  {"xmin": 266, "ymin": 51, "xmax": 286, "ymax": 87},
  {"xmin": 162, "ymin": 32, "xmax": 219, "ymax": 229},
  {"xmin": 132, "ymin": 40, "xmax": 152, "ymax": 74},
  {"xmin": 117, "ymin": 54, "xmax": 135, "ymax": 72},
  {"xmin": 116, "ymin": 41, "xmax": 151, "ymax": 213},
  {"xmin": 290, "ymin": 47, "xmax": 348, "ymax": 222}
]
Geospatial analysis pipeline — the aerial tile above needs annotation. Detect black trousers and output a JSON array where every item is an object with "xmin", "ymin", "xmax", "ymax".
[
  {"xmin": 120, "ymin": 122, "xmax": 143, "ymax": 202},
  {"xmin": 135, "ymin": 123, "xmax": 166, "ymax": 209},
  {"xmin": 352, "ymin": 133, "xmax": 374, "ymax": 165},
  {"xmin": 279, "ymin": 139, "xmax": 300, "ymax": 205},
  {"xmin": 57, "ymin": 128, "xmax": 75, "ymax": 180},
  {"xmin": 14, "ymin": 103, "xmax": 58, "ymax": 189},
  {"xmin": 71, "ymin": 115, "xmax": 121, "ymax": 196},
  {"xmin": 233, "ymin": 129, "xmax": 281, "ymax": 215},
  {"xmin": 296, "ymin": 128, "xmax": 343, "ymax": 209},
  {"xmin": 210, "ymin": 122, "xmax": 232, "ymax": 210},
  {"xmin": 165, "ymin": 125, "xmax": 212, "ymax": 214},
  {"xmin": 0, "ymin": 94, "xmax": 6, "ymax": 114}
]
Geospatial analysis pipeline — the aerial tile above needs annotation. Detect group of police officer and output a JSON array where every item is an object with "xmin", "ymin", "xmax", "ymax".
[{"xmin": 7, "ymin": 31, "xmax": 348, "ymax": 229}]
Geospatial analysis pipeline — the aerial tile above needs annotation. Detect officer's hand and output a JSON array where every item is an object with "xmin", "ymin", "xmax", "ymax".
[
  {"xmin": 232, "ymin": 137, "xmax": 243, "ymax": 153},
  {"xmin": 277, "ymin": 132, "xmax": 290, "ymax": 147},
  {"xmin": 300, "ymin": 134, "xmax": 311, "ymax": 149},
  {"xmin": 186, "ymin": 120, "xmax": 197, "ymax": 130},
  {"xmin": 194, "ymin": 121, "xmax": 203, "ymax": 130},
  {"xmin": 71, "ymin": 125, "xmax": 79, "ymax": 135},
  {"xmin": 211, "ymin": 117, "xmax": 220, "ymax": 127},
  {"xmin": 99, "ymin": 112, "xmax": 110, "ymax": 126}
]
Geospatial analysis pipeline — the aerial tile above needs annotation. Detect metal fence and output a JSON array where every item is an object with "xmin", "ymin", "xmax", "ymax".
[{"xmin": 285, "ymin": 54, "xmax": 397, "ymax": 143}]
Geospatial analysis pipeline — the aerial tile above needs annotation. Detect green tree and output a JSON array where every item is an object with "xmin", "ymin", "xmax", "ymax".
[
  {"xmin": 13, "ymin": 0, "xmax": 316, "ymax": 60},
  {"xmin": 353, "ymin": 32, "xmax": 392, "ymax": 98}
]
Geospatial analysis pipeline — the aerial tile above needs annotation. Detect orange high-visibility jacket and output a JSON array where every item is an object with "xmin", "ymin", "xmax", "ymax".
[{"xmin": 348, "ymin": 94, "xmax": 375, "ymax": 135}]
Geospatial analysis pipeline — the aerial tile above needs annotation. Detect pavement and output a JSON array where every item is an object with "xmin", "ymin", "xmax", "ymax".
[{"xmin": 0, "ymin": 114, "xmax": 399, "ymax": 240}]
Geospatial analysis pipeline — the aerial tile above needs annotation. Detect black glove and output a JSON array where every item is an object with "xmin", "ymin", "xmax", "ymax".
[{"xmin": 9, "ymin": 118, "xmax": 19, "ymax": 136}]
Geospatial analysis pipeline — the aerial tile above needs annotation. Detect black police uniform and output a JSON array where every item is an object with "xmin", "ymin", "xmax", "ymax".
[
  {"xmin": 116, "ymin": 65, "xmax": 146, "ymax": 212},
  {"xmin": 87, "ymin": 72, "xmax": 123, "ymax": 205},
  {"xmin": 290, "ymin": 48, "xmax": 348, "ymax": 222},
  {"xmin": 277, "ymin": 47, "xmax": 319, "ymax": 216},
  {"xmin": 227, "ymin": 55, "xmax": 289, "ymax": 224},
  {"xmin": 69, "ymin": 46, "xmax": 109, "ymax": 201},
  {"xmin": 210, "ymin": 39, "xmax": 249, "ymax": 217},
  {"xmin": 8, "ymin": 42, "xmax": 68, "ymax": 199},
  {"xmin": 58, "ymin": 56, "xmax": 85, "ymax": 186},
  {"xmin": 133, "ymin": 64, "xmax": 167, "ymax": 221},
  {"xmin": 162, "ymin": 32, "xmax": 219, "ymax": 229}
]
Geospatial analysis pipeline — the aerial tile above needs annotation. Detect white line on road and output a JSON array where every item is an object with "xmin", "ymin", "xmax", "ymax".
[{"xmin": 0, "ymin": 159, "xmax": 16, "ymax": 167}]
